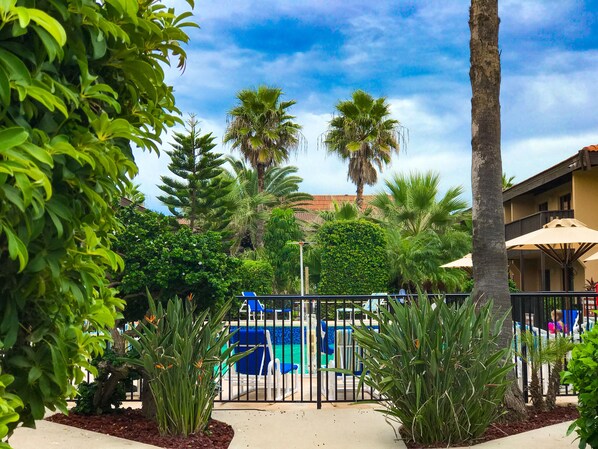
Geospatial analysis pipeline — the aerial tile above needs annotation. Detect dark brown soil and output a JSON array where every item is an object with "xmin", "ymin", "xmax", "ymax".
[
  {"xmin": 47, "ymin": 408, "xmax": 233, "ymax": 449},
  {"xmin": 403, "ymin": 405, "xmax": 579, "ymax": 448}
]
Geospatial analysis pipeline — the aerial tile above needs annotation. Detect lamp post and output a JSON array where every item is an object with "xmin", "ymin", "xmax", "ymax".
[{"xmin": 290, "ymin": 241, "xmax": 311, "ymax": 375}]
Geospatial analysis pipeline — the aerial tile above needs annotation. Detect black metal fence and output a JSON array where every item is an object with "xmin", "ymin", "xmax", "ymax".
[
  {"xmin": 512, "ymin": 291, "xmax": 598, "ymax": 402},
  {"xmin": 99, "ymin": 292, "xmax": 596, "ymax": 407}
]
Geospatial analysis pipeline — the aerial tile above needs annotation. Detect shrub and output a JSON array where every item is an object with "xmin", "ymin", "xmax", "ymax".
[
  {"xmin": 264, "ymin": 208, "xmax": 302, "ymax": 293},
  {"xmin": 115, "ymin": 206, "xmax": 241, "ymax": 320},
  {"xmin": 236, "ymin": 259, "xmax": 274, "ymax": 296},
  {"xmin": 318, "ymin": 220, "xmax": 388, "ymax": 294},
  {"xmin": 562, "ymin": 326, "xmax": 598, "ymax": 448},
  {"xmin": 351, "ymin": 296, "xmax": 511, "ymax": 446},
  {"xmin": 126, "ymin": 295, "xmax": 242, "ymax": 437}
]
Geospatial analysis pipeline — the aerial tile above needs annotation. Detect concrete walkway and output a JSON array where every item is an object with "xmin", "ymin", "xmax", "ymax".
[{"xmin": 8, "ymin": 403, "xmax": 578, "ymax": 449}]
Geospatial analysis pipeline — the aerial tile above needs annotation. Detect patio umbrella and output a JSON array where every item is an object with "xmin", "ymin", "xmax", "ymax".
[
  {"xmin": 440, "ymin": 253, "xmax": 472, "ymax": 268},
  {"xmin": 440, "ymin": 254, "xmax": 472, "ymax": 274},
  {"xmin": 505, "ymin": 218, "xmax": 598, "ymax": 291},
  {"xmin": 584, "ymin": 252, "xmax": 598, "ymax": 262}
]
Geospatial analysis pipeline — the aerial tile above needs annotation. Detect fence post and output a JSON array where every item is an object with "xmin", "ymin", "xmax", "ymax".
[{"xmin": 316, "ymin": 296, "xmax": 322, "ymax": 410}]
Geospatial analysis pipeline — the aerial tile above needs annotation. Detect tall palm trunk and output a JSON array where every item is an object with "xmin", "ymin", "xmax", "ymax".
[
  {"xmin": 255, "ymin": 163, "xmax": 266, "ymax": 248},
  {"xmin": 356, "ymin": 177, "xmax": 364, "ymax": 210},
  {"xmin": 470, "ymin": 0, "xmax": 527, "ymax": 419}
]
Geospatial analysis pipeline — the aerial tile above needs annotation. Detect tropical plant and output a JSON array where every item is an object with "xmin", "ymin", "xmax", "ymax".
[
  {"xmin": 563, "ymin": 325, "xmax": 598, "ymax": 448},
  {"xmin": 225, "ymin": 158, "xmax": 311, "ymax": 254},
  {"xmin": 323, "ymin": 90, "xmax": 404, "ymax": 209},
  {"xmin": 516, "ymin": 331, "xmax": 553, "ymax": 411},
  {"xmin": 126, "ymin": 295, "xmax": 244, "ymax": 437},
  {"xmin": 502, "ymin": 173, "xmax": 515, "ymax": 190},
  {"xmin": 122, "ymin": 183, "xmax": 146, "ymax": 206},
  {"xmin": 350, "ymin": 296, "xmax": 511, "ymax": 446},
  {"xmin": 264, "ymin": 208, "xmax": 303, "ymax": 293},
  {"xmin": 317, "ymin": 220, "xmax": 388, "ymax": 295},
  {"xmin": 224, "ymin": 86, "xmax": 303, "ymax": 247},
  {"xmin": 386, "ymin": 227, "xmax": 470, "ymax": 292},
  {"xmin": 0, "ymin": 0, "xmax": 194, "ymax": 440},
  {"xmin": 157, "ymin": 116, "xmax": 233, "ymax": 233},
  {"xmin": 546, "ymin": 336, "xmax": 575, "ymax": 410},
  {"xmin": 373, "ymin": 172, "xmax": 469, "ymax": 236},
  {"xmin": 373, "ymin": 172, "xmax": 471, "ymax": 291}
]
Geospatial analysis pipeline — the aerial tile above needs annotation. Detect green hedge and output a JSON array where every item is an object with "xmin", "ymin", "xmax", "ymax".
[
  {"xmin": 237, "ymin": 259, "xmax": 274, "ymax": 296},
  {"xmin": 318, "ymin": 220, "xmax": 389, "ymax": 295}
]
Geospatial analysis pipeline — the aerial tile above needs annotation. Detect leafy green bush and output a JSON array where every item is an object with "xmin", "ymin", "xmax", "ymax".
[
  {"xmin": 562, "ymin": 325, "xmax": 598, "ymax": 448},
  {"xmin": 351, "ymin": 296, "xmax": 511, "ymax": 446},
  {"xmin": 236, "ymin": 259, "xmax": 274, "ymax": 296},
  {"xmin": 0, "ymin": 0, "xmax": 194, "ymax": 436},
  {"xmin": 126, "ymin": 295, "xmax": 243, "ymax": 437},
  {"xmin": 264, "ymin": 208, "xmax": 302, "ymax": 293},
  {"xmin": 0, "ymin": 372, "xmax": 23, "ymax": 448},
  {"xmin": 318, "ymin": 220, "xmax": 388, "ymax": 294},
  {"xmin": 114, "ymin": 206, "xmax": 241, "ymax": 320}
]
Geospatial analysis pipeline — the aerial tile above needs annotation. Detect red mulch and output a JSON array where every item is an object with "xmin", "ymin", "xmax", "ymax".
[
  {"xmin": 403, "ymin": 405, "xmax": 579, "ymax": 448},
  {"xmin": 47, "ymin": 408, "xmax": 233, "ymax": 449}
]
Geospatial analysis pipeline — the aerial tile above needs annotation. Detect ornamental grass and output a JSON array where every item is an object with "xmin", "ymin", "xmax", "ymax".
[{"xmin": 351, "ymin": 296, "xmax": 512, "ymax": 446}]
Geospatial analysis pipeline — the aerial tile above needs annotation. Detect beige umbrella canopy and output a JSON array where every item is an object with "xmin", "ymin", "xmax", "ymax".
[
  {"xmin": 505, "ymin": 218, "xmax": 598, "ymax": 290},
  {"xmin": 585, "ymin": 252, "xmax": 598, "ymax": 262},
  {"xmin": 440, "ymin": 253, "xmax": 472, "ymax": 269}
]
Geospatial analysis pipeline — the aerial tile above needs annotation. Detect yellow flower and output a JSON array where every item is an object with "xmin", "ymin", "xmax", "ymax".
[
  {"xmin": 414, "ymin": 339, "xmax": 420, "ymax": 349},
  {"xmin": 194, "ymin": 359, "xmax": 204, "ymax": 369},
  {"xmin": 187, "ymin": 293, "xmax": 194, "ymax": 302},
  {"xmin": 145, "ymin": 314, "xmax": 156, "ymax": 324},
  {"xmin": 155, "ymin": 363, "xmax": 165, "ymax": 369}
]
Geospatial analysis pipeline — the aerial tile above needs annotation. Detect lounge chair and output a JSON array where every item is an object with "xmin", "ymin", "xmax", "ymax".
[
  {"xmin": 239, "ymin": 291, "xmax": 292, "ymax": 321},
  {"xmin": 321, "ymin": 327, "xmax": 367, "ymax": 401},
  {"xmin": 335, "ymin": 293, "xmax": 387, "ymax": 321},
  {"xmin": 230, "ymin": 328, "xmax": 298, "ymax": 400}
]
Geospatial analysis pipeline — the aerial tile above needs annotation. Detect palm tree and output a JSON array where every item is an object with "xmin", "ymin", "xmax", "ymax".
[
  {"xmin": 470, "ymin": 0, "xmax": 526, "ymax": 419},
  {"xmin": 224, "ymin": 86, "xmax": 302, "ymax": 247},
  {"xmin": 372, "ymin": 171, "xmax": 468, "ymax": 236},
  {"xmin": 323, "ymin": 90, "xmax": 404, "ymax": 209},
  {"xmin": 372, "ymin": 171, "xmax": 471, "ymax": 291},
  {"xmin": 502, "ymin": 173, "xmax": 515, "ymax": 190},
  {"xmin": 225, "ymin": 158, "xmax": 312, "ymax": 254}
]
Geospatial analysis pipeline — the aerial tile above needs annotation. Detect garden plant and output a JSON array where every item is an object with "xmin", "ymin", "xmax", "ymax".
[
  {"xmin": 0, "ymin": 0, "xmax": 194, "ymax": 443},
  {"xmin": 350, "ymin": 296, "xmax": 511, "ymax": 446},
  {"xmin": 126, "ymin": 295, "xmax": 246, "ymax": 437},
  {"xmin": 562, "ymin": 325, "xmax": 598, "ymax": 448}
]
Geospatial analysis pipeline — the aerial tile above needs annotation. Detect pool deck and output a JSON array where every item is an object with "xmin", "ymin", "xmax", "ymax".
[{"xmin": 9, "ymin": 401, "xmax": 578, "ymax": 449}]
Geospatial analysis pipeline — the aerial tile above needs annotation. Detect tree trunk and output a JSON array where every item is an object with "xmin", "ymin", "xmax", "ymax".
[
  {"xmin": 356, "ymin": 178, "xmax": 364, "ymax": 210},
  {"xmin": 546, "ymin": 358, "xmax": 563, "ymax": 410},
  {"xmin": 470, "ymin": 0, "xmax": 527, "ymax": 420},
  {"xmin": 255, "ymin": 163, "xmax": 266, "ymax": 248},
  {"xmin": 530, "ymin": 368, "xmax": 545, "ymax": 411}
]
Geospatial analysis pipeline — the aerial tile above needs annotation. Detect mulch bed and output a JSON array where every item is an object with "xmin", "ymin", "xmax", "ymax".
[
  {"xmin": 47, "ymin": 408, "xmax": 234, "ymax": 449},
  {"xmin": 403, "ymin": 404, "xmax": 579, "ymax": 448}
]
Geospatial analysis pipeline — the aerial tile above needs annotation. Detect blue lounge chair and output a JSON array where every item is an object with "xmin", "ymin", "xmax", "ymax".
[
  {"xmin": 231, "ymin": 328, "xmax": 298, "ymax": 400},
  {"xmin": 239, "ymin": 291, "xmax": 292, "ymax": 321}
]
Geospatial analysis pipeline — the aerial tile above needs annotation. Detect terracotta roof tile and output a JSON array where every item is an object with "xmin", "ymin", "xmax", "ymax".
[
  {"xmin": 582, "ymin": 144, "xmax": 598, "ymax": 152},
  {"xmin": 300, "ymin": 194, "xmax": 377, "ymax": 211}
]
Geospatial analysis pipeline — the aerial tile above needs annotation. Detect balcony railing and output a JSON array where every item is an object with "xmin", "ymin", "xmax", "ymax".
[{"xmin": 505, "ymin": 209, "xmax": 574, "ymax": 241}]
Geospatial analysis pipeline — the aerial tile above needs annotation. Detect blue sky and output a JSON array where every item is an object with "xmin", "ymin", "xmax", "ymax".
[{"xmin": 135, "ymin": 0, "xmax": 598, "ymax": 213}]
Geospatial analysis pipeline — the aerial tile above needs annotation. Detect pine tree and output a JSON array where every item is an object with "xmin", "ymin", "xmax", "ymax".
[{"xmin": 158, "ymin": 116, "xmax": 233, "ymax": 233}]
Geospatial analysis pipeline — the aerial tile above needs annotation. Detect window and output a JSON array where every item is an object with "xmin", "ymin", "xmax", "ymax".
[
  {"xmin": 538, "ymin": 202, "xmax": 548, "ymax": 212},
  {"xmin": 543, "ymin": 270, "xmax": 551, "ymax": 291},
  {"xmin": 559, "ymin": 193, "xmax": 571, "ymax": 211}
]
